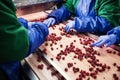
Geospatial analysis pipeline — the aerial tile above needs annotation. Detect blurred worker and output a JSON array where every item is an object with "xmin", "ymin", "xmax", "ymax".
[
  {"xmin": 44, "ymin": 0, "xmax": 120, "ymax": 34},
  {"xmin": 0, "ymin": 0, "xmax": 49, "ymax": 80},
  {"xmin": 92, "ymin": 26, "xmax": 120, "ymax": 47}
]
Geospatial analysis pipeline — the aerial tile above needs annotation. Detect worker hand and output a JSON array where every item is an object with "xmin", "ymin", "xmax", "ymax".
[
  {"xmin": 18, "ymin": 18, "xmax": 41, "ymax": 29},
  {"xmin": 64, "ymin": 21, "xmax": 75, "ymax": 32},
  {"xmin": 28, "ymin": 22, "xmax": 49, "ymax": 53},
  {"xmin": 92, "ymin": 34, "xmax": 117, "ymax": 47},
  {"xmin": 43, "ymin": 18, "xmax": 56, "ymax": 27},
  {"xmin": 28, "ymin": 22, "xmax": 41, "ymax": 29},
  {"xmin": 18, "ymin": 17, "xmax": 28, "ymax": 29}
]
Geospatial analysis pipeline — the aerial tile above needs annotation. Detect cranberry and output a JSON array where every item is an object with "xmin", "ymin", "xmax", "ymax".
[{"xmin": 38, "ymin": 64, "xmax": 44, "ymax": 70}]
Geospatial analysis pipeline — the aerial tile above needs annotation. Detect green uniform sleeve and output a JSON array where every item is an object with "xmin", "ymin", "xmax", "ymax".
[
  {"xmin": 95, "ymin": 0, "xmax": 120, "ymax": 27},
  {"xmin": 63, "ymin": 0, "xmax": 79, "ymax": 14},
  {"xmin": 0, "ymin": 0, "xmax": 29, "ymax": 63}
]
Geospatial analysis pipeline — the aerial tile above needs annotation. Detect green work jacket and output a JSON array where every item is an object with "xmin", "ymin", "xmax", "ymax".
[{"xmin": 0, "ymin": 0, "xmax": 29, "ymax": 79}]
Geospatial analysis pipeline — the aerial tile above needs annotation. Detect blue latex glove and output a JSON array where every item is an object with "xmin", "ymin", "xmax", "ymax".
[
  {"xmin": 18, "ymin": 18, "xmax": 37, "ymax": 29},
  {"xmin": 18, "ymin": 17, "xmax": 28, "ymax": 29},
  {"xmin": 64, "ymin": 17, "xmax": 93, "ymax": 33},
  {"xmin": 28, "ymin": 22, "xmax": 42, "ymax": 29},
  {"xmin": 64, "ymin": 21, "xmax": 75, "ymax": 32},
  {"xmin": 64, "ymin": 16, "xmax": 112, "ymax": 34},
  {"xmin": 28, "ymin": 22, "xmax": 49, "ymax": 54},
  {"xmin": 92, "ymin": 34, "xmax": 117, "ymax": 47},
  {"xmin": 18, "ymin": 18, "xmax": 40, "ymax": 28},
  {"xmin": 106, "ymin": 26, "xmax": 120, "ymax": 44},
  {"xmin": 46, "ymin": 6, "xmax": 71, "ymax": 24},
  {"xmin": 43, "ymin": 18, "xmax": 56, "ymax": 27}
]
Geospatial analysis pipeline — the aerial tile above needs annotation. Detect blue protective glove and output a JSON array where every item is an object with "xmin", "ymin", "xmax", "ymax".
[
  {"xmin": 18, "ymin": 17, "xmax": 28, "ymax": 29},
  {"xmin": 28, "ymin": 22, "xmax": 49, "ymax": 54},
  {"xmin": 18, "ymin": 18, "xmax": 37, "ymax": 29},
  {"xmin": 18, "ymin": 18, "xmax": 49, "ymax": 51},
  {"xmin": 64, "ymin": 21, "xmax": 75, "ymax": 32},
  {"xmin": 64, "ymin": 17, "xmax": 112, "ymax": 34},
  {"xmin": 43, "ymin": 18, "xmax": 56, "ymax": 27},
  {"xmin": 28, "ymin": 22, "xmax": 41, "ymax": 29},
  {"xmin": 92, "ymin": 34, "xmax": 117, "ymax": 47},
  {"xmin": 46, "ymin": 6, "xmax": 71, "ymax": 24},
  {"xmin": 64, "ymin": 17, "xmax": 95, "ymax": 33}
]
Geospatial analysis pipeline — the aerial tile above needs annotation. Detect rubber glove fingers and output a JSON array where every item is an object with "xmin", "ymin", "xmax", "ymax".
[
  {"xmin": 92, "ymin": 37, "xmax": 107, "ymax": 47},
  {"xmin": 28, "ymin": 22, "xmax": 48, "ymax": 36},
  {"xmin": 64, "ymin": 21, "xmax": 75, "ymax": 32},
  {"xmin": 28, "ymin": 22, "xmax": 49, "ymax": 53},
  {"xmin": 28, "ymin": 22, "xmax": 40, "ymax": 29},
  {"xmin": 32, "ymin": 22, "xmax": 49, "ymax": 37},
  {"xmin": 92, "ymin": 34, "xmax": 117, "ymax": 47},
  {"xmin": 43, "ymin": 18, "xmax": 56, "ymax": 27}
]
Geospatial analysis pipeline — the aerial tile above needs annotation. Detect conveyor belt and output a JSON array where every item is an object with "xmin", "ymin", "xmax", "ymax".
[{"xmin": 19, "ymin": 9, "xmax": 120, "ymax": 80}]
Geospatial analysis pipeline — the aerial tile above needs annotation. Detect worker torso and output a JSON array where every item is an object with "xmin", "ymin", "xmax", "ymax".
[
  {"xmin": 64, "ymin": 0, "xmax": 120, "ymax": 27},
  {"xmin": 76, "ymin": 0, "xmax": 96, "ymax": 18},
  {"xmin": 64, "ymin": 0, "xmax": 96, "ymax": 18}
]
